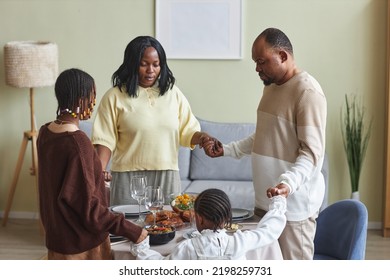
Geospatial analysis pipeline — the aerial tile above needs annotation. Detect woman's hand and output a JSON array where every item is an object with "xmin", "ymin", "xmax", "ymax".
[{"xmin": 191, "ymin": 132, "xmax": 223, "ymax": 157}]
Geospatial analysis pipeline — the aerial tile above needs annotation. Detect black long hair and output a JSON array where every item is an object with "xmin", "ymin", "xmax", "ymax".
[
  {"xmin": 112, "ymin": 36, "xmax": 175, "ymax": 97},
  {"xmin": 194, "ymin": 188, "xmax": 232, "ymax": 232},
  {"xmin": 55, "ymin": 68, "xmax": 95, "ymax": 117}
]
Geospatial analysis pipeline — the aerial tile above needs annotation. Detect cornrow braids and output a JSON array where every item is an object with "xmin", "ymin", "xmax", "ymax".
[
  {"xmin": 55, "ymin": 68, "xmax": 96, "ymax": 119},
  {"xmin": 194, "ymin": 188, "xmax": 232, "ymax": 232}
]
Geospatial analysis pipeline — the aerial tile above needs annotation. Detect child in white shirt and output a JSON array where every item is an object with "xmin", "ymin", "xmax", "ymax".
[{"xmin": 130, "ymin": 188, "xmax": 287, "ymax": 260}]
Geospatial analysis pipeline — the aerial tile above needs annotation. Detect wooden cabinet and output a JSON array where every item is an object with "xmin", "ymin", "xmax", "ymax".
[{"xmin": 384, "ymin": 0, "xmax": 390, "ymax": 238}]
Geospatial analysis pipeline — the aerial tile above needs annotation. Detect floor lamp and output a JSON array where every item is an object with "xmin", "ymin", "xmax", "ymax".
[{"xmin": 2, "ymin": 41, "xmax": 58, "ymax": 227}]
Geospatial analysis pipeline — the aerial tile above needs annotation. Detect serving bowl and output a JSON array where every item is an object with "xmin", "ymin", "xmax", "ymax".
[{"xmin": 145, "ymin": 225, "xmax": 176, "ymax": 245}]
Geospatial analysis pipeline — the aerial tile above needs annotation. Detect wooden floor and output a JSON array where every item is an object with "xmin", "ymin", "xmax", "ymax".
[
  {"xmin": 0, "ymin": 219, "xmax": 46, "ymax": 260},
  {"xmin": 1, "ymin": 218, "xmax": 390, "ymax": 260}
]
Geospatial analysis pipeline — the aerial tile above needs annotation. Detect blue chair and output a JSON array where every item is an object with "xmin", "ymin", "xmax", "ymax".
[{"xmin": 314, "ymin": 199, "xmax": 368, "ymax": 260}]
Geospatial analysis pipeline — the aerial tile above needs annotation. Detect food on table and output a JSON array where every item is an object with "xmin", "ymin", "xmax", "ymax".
[
  {"xmin": 158, "ymin": 217, "xmax": 184, "ymax": 227},
  {"xmin": 170, "ymin": 193, "xmax": 197, "ymax": 222},
  {"xmin": 228, "ymin": 223, "xmax": 239, "ymax": 230},
  {"xmin": 146, "ymin": 225, "xmax": 174, "ymax": 234},
  {"xmin": 145, "ymin": 225, "xmax": 176, "ymax": 245},
  {"xmin": 224, "ymin": 223, "xmax": 243, "ymax": 232},
  {"xmin": 180, "ymin": 209, "xmax": 192, "ymax": 222},
  {"xmin": 144, "ymin": 210, "xmax": 185, "ymax": 227},
  {"xmin": 171, "ymin": 193, "xmax": 196, "ymax": 212},
  {"xmin": 144, "ymin": 209, "xmax": 177, "ymax": 222}
]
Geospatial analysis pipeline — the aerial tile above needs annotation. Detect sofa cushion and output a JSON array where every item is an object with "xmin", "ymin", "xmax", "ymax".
[
  {"xmin": 180, "ymin": 180, "xmax": 192, "ymax": 192},
  {"xmin": 178, "ymin": 146, "xmax": 191, "ymax": 180},
  {"xmin": 190, "ymin": 119, "xmax": 255, "ymax": 181}
]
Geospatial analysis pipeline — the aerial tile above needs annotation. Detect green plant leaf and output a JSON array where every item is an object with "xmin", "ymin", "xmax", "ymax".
[{"xmin": 340, "ymin": 94, "xmax": 372, "ymax": 193}]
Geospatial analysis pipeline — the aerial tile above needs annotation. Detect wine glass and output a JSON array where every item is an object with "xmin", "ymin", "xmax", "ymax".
[
  {"xmin": 144, "ymin": 186, "xmax": 164, "ymax": 226},
  {"xmin": 130, "ymin": 175, "xmax": 147, "ymax": 225}
]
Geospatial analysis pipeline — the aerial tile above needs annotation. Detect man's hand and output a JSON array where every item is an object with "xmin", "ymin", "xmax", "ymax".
[{"xmin": 266, "ymin": 183, "xmax": 289, "ymax": 198}]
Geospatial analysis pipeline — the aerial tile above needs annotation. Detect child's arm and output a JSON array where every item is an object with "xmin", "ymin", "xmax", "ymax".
[
  {"xmin": 129, "ymin": 236, "xmax": 165, "ymax": 260},
  {"xmin": 130, "ymin": 237, "xmax": 196, "ymax": 260},
  {"xmin": 253, "ymin": 195, "xmax": 287, "ymax": 241},
  {"xmin": 233, "ymin": 196, "xmax": 287, "ymax": 254}
]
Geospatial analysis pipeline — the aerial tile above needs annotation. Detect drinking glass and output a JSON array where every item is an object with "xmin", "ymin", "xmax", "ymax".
[
  {"xmin": 144, "ymin": 186, "xmax": 164, "ymax": 226},
  {"xmin": 130, "ymin": 175, "xmax": 147, "ymax": 225}
]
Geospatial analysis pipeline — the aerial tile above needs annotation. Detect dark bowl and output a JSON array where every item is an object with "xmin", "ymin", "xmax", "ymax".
[{"xmin": 145, "ymin": 225, "xmax": 176, "ymax": 245}]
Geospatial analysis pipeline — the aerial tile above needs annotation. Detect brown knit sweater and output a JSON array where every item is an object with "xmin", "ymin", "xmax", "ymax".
[{"xmin": 37, "ymin": 123, "xmax": 142, "ymax": 254}]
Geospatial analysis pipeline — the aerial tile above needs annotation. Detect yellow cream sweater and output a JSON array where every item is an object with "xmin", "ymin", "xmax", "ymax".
[{"xmin": 91, "ymin": 84, "xmax": 200, "ymax": 171}]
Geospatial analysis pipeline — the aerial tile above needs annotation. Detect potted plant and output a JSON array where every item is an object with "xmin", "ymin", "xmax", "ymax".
[{"xmin": 341, "ymin": 94, "xmax": 372, "ymax": 200}]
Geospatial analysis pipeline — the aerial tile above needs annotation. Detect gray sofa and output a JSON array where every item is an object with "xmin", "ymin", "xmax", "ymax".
[{"xmin": 80, "ymin": 118, "xmax": 329, "ymax": 211}]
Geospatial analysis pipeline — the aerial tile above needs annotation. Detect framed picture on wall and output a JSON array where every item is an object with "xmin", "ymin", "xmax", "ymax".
[{"xmin": 155, "ymin": 0, "xmax": 242, "ymax": 60}]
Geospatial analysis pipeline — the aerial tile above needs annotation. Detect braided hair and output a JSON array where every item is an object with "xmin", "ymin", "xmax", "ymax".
[
  {"xmin": 54, "ymin": 68, "xmax": 96, "ymax": 118},
  {"xmin": 194, "ymin": 188, "xmax": 232, "ymax": 232},
  {"xmin": 112, "ymin": 35, "xmax": 175, "ymax": 97}
]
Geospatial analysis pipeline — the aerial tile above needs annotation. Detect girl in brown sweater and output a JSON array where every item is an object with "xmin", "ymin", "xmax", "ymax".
[{"xmin": 37, "ymin": 68, "xmax": 147, "ymax": 259}]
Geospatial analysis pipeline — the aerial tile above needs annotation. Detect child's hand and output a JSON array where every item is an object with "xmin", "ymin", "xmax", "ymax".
[
  {"xmin": 135, "ymin": 228, "xmax": 149, "ymax": 244},
  {"xmin": 103, "ymin": 170, "xmax": 112, "ymax": 181},
  {"xmin": 266, "ymin": 183, "xmax": 289, "ymax": 198}
]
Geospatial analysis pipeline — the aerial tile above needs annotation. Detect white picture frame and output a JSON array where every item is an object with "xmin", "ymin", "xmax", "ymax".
[{"xmin": 155, "ymin": 0, "xmax": 242, "ymax": 60}]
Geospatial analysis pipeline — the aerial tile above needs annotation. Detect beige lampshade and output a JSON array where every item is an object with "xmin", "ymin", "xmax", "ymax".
[{"xmin": 4, "ymin": 41, "xmax": 58, "ymax": 88}]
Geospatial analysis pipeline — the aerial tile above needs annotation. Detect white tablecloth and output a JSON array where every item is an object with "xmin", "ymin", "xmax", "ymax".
[{"xmin": 111, "ymin": 221, "xmax": 283, "ymax": 260}]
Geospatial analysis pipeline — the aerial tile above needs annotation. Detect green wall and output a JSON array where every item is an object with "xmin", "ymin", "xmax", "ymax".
[{"xmin": 0, "ymin": 0, "xmax": 387, "ymax": 227}]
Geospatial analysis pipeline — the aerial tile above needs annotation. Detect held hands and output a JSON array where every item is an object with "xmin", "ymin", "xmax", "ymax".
[
  {"xmin": 199, "ymin": 134, "xmax": 224, "ymax": 157},
  {"xmin": 102, "ymin": 170, "xmax": 112, "ymax": 182},
  {"xmin": 130, "ymin": 229, "xmax": 150, "ymax": 256},
  {"xmin": 266, "ymin": 183, "xmax": 289, "ymax": 198}
]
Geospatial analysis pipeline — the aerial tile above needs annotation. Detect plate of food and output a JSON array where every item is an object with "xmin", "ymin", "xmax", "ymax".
[
  {"xmin": 224, "ymin": 223, "xmax": 243, "ymax": 233},
  {"xmin": 110, "ymin": 205, "xmax": 149, "ymax": 218}
]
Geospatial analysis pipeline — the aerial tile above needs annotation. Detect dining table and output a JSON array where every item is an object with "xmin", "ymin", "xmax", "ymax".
[{"xmin": 110, "ymin": 205, "xmax": 283, "ymax": 260}]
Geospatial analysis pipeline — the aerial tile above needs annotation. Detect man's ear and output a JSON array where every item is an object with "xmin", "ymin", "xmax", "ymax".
[{"xmin": 279, "ymin": 50, "xmax": 288, "ymax": 63}]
